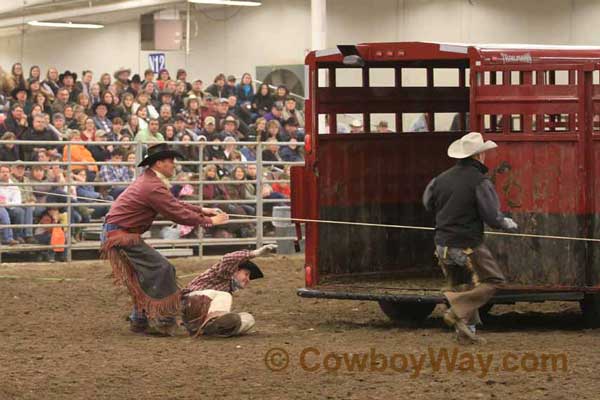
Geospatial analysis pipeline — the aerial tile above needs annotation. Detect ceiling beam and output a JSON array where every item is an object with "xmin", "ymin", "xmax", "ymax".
[
  {"xmin": 0, "ymin": 0, "xmax": 184, "ymax": 29},
  {"xmin": 0, "ymin": 0, "xmax": 55, "ymax": 15}
]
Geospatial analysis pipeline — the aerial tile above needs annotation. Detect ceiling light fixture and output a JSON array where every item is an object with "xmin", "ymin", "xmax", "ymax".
[
  {"xmin": 187, "ymin": 0, "xmax": 262, "ymax": 6},
  {"xmin": 28, "ymin": 21, "xmax": 104, "ymax": 29}
]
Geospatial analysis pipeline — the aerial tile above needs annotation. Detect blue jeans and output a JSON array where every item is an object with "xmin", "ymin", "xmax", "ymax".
[
  {"xmin": 129, "ymin": 307, "xmax": 175, "ymax": 329},
  {"xmin": 109, "ymin": 186, "xmax": 127, "ymax": 199},
  {"xmin": 33, "ymin": 206, "xmax": 47, "ymax": 220},
  {"xmin": 129, "ymin": 306, "xmax": 149, "ymax": 327},
  {"xmin": 35, "ymin": 231, "xmax": 53, "ymax": 258},
  {"xmin": 435, "ymin": 245, "xmax": 469, "ymax": 267},
  {"xmin": 7, "ymin": 206, "xmax": 34, "ymax": 238},
  {"xmin": 35, "ymin": 231, "xmax": 51, "ymax": 245},
  {"xmin": 77, "ymin": 190, "xmax": 113, "ymax": 219},
  {"xmin": 0, "ymin": 207, "xmax": 14, "ymax": 243},
  {"xmin": 264, "ymin": 192, "xmax": 286, "ymax": 214}
]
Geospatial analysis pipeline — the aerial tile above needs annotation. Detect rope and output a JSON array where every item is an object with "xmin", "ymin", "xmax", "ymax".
[
  {"xmin": 225, "ymin": 213, "xmax": 600, "ymax": 243},
  {"xmin": 0, "ymin": 273, "xmax": 198, "ymax": 282},
  {"xmin": 22, "ymin": 188, "xmax": 109, "ymax": 204},
  {"xmin": 21, "ymin": 188, "xmax": 600, "ymax": 243},
  {"xmin": 0, "ymin": 275, "xmax": 84, "ymax": 282}
]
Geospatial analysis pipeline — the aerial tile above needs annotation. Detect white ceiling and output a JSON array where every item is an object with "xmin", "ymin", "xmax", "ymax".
[
  {"xmin": 0, "ymin": 0, "xmax": 113, "ymax": 19},
  {"xmin": 0, "ymin": 0, "xmax": 240, "ymax": 37},
  {"xmin": 0, "ymin": 0, "xmax": 191, "ymax": 37}
]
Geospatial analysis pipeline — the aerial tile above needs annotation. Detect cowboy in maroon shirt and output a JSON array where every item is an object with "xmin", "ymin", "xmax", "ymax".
[{"xmin": 101, "ymin": 143, "xmax": 229, "ymax": 335}]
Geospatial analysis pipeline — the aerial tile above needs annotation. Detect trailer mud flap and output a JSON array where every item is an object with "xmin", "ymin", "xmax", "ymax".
[{"xmin": 290, "ymin": 165, "xmax": 307, "ymax": 220}]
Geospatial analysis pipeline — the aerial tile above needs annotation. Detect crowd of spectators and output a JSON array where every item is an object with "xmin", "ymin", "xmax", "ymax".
[{"xmin": 0, "ymin": 63, "xmax": 305, "ymax": 259}]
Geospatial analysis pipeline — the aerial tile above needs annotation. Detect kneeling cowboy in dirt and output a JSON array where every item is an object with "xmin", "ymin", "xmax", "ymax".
[
  {"xmin": 181, "ymin": 244, "xmax": 277, "ymax": 337},
  {"xmin": 101, "ymin": 143, "xmax": 229, "ymax": 335},
  {"xmin": 423, "ymin": 132, "xmax": 518, "ymax": 344}
]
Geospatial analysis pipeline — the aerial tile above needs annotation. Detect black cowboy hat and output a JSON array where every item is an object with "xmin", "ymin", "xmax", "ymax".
[
  {"xmin": 131, "ymin": 74, "xmax": 142, "ymax": 84},
  {"xmin": 10, "ymin": 85, "xmax": 29, "ymax": 99},
  {"xmin": 239, "ymin": 260, "xmax": 264, "ymax": 280},
  {"xmin": 59, "ymin": 70, "xmax": 77, "ymax": 83},
  {"xmin": 138, "ymin": 142, "xmax": 184, "ymax": 167},
  {"xmin": 92, "ymin": 101, "xmax": 110, "ymax": 113}
]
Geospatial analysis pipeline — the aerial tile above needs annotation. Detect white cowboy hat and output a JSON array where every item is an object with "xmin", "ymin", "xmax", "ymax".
[
  {"xmin": 113, "ymin": 67, "xmax": 131, "ymax": 79},
  {"xmin": 184, "ymin": 94, "xmax": 201, "ymax": 108},
  {"xmin": 349, "ymin": 119, "xmax": 362, "ymax": 128},
  {"xmin": 447, "ymin": 132, "xmax": 497, "ymax": 159}
]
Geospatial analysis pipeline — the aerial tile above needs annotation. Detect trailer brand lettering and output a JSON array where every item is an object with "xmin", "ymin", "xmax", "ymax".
[
  {"xmin": 269, "ymin": 347, "xmax": 568, "ymax": 378},
  {"xmin": 500, "ymin": 52, "xmax": 532, "ymax": 64}
]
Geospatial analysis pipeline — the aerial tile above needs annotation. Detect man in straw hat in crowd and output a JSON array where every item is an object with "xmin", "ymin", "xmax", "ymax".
[
  {"xmin": 113, "ymin": 67, "xmax": 131, "ymax": 96},
  {"xmin": 181, "ymin": 244, "xmax": 277, "ymax": 338},
  {"xmin": 101, "ymin": 143, "xmax": 229, "ymax": 335},
  {"xmin": 349, "ymin": 119, "xmax": 363, "ymax": 134},
  {"xmin": 422, "ymin": 132, "xmax": 518, "ymax": 344},
  {"xmin": 188, "ymin": 79, "xmax": 204, "ymax": 99}
]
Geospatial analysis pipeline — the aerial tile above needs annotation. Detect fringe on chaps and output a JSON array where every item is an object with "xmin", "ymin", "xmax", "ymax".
[{"xmin": 101, "ymin": 233, "xmax": 181, "ymax": 319}]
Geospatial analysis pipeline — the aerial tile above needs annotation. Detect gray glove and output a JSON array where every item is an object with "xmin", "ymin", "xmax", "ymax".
[
  {"xmin": 502, "ymin": 217, "xmax": 518, "ymax": 231},
  {"xmin": 250, "ymin": 244, "xmax": 278, "ymax": 258}
]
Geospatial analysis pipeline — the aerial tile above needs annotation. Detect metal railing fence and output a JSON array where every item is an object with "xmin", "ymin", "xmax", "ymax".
[{"xmin": 0, "ymin": 138, "xmax": 304, "ymax": 262}]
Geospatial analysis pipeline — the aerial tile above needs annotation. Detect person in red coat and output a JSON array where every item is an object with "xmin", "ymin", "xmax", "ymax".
[{"xmin": 101, "ymin": 143, "xmax": 229, "ymax": 335}]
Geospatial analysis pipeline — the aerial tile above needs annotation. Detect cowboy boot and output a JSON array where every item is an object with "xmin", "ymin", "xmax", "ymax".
[
  {"xmin": 146, "ymin": 317, "xmax": 179, "ymax": 337},
  {"xmin": 201, "ymin": 313, "xmax": 242, "ymax": 337},
  {"xmin": 456, "ymin": 330, "xmax": 487, "ymax": 345},
  {"xmin": 443, "ymin": 309, "xmax": 485, "ymax": 344},
  {"xmin": 128, "ymin": 308, "xmax": 149, "ymax": 333}
]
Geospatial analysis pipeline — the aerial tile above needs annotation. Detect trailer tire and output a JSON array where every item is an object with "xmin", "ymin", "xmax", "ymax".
[
  {"xmin": 580, "ymin": 294, "xmax": 600, "ymax": 328},
  {"xmin": 378, "ymin": 300, "xmax": 436, "ymax": 324}
]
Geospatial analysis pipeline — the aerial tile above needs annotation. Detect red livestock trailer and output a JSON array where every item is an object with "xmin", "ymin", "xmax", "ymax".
[{"xmin": 291, "ymin": 41, "xmax": 600, "ymax": 326}]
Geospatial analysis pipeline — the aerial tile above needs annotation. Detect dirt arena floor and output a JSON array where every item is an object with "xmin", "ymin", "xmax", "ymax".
[{"xmin": 1, "ymin": 254, "xmax": 599, "ymax": 400}]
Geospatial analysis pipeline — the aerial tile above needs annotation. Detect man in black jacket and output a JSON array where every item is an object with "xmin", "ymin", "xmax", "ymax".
[
  {"xmin": 423, "ymin": 132, "xmax": 518, "ymax": 344},
  {"xmin": 19, "ymin": 114, "xmax": 59, "ymax": 161},
  {"xmin": 206, "ymin": 73, "xmax": 234, "ymax": 99},
  {"xmin": 1, "ymin": 104, "xmax": 28, "ymax": 138}
]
